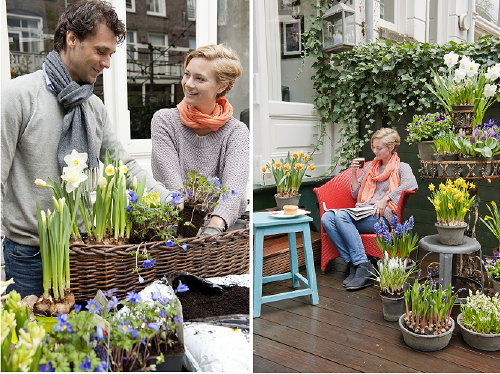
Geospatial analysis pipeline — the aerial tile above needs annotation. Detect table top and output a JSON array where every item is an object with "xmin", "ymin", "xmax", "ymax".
[
  {"xmin": 419, "ymin": 235, "xmax": 481, "ymax": 254},
  {"xmin": 253, "ymin": 211, "xmax": 313, "ymax": 227}
]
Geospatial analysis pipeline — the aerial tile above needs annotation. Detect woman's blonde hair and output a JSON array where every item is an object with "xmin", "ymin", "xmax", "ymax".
[
  {"xmin": 184, "ymin": 44, "xmax": 242, "ymax": 98},
  {"xmin": 371, "ymin": 128, "xmax": 400, "ymax": 152}
]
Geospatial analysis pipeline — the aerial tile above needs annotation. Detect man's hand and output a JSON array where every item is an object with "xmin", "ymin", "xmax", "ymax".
[{"xmin": 197, "ymin": 225, "xmax": 225, "ymax": 237}]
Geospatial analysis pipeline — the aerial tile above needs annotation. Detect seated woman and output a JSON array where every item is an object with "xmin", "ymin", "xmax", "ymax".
[
  {"xmin": 151, "ymin": 45, "xmax": 249, "ymax": 235},
  {"xmin": 321, "ymin": 128, "xmax": 418, "ymax": 291}
]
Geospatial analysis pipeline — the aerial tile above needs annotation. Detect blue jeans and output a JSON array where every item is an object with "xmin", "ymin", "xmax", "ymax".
[
  {"xmin": 3, "ymin": 237, "xmax": 43, "ymax": 298},
  {"xmin": 321, "ymin": 210, "xmax": 383, "ymax": 266}
]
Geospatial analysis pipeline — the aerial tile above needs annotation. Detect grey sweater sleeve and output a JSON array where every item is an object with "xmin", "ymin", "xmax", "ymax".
[
  {"xmin": 212, "ymin": 124, "xmax": 249, "ymax": 227},
  {"xmin": 387, "ymin": 162, "xmax": 418, "ymax": 204},
  {"xmin": 151, "ymin": 110, "xmax": 184, "ymax": 191}
]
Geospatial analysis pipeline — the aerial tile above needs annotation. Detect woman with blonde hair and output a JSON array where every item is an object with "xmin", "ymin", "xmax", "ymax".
[
  {"xmin": 321, "ymin": 128, "xmax": 418, "ymax": 290},
  {"xmin": 151, "ymin": 44, "xmax": 249, "ymax": 235}
]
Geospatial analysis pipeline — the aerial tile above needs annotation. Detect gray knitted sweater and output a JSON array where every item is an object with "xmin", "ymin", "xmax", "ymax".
[
  {"xmin": 151, "ymin": 108, "xmax": 249, "ymax": 228},
  {"xmin": 351, "ymin": 162, "xmax": 418, "ymax": 221},
  {"xmin": 1, "ymin": 70, "xmax": 173, "ymax": 246}
]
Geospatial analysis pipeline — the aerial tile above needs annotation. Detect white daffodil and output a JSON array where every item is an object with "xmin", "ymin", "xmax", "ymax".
[
  {"xmin": 484, "ymin": 84, "xmax": 497, "ymax": 98},
  {"xmin": 485, "ymin": 64, "xmax": 500, "ymax": 81},
  {"xmin": 465, "ymin": 61, "xmax": 480, "ymax": 77},
  {"xmin": 119, "ymin": 164, "xmax": 129, "ymax": 175},
  {"xmin": 63, "ymin": 150, "xmax": 88, "ymax": 170},
  {"xmin": 105, "ymin": 164, "xmax": 115, "ymax": 176},
  {"xmin": 61, "ymin": 166, "xmax": 88, "ymax": 193},
  {"xmin": 453, "ymin": 68, "xmax": 467, "ymax": 82},
  {"xmin": 459, "ymin": 56, "xmax": 473, "ymax": 70},
  {"xmin": 98, "ymin": 176, "xmax": 107, "ymax": 189},
  {"xmin": 34, "ymin": 178, "xmax": 49, "ymax": 187},
  {"xmin": 443, "ymin": 52, "xmax": 459, "ymax": 68}
]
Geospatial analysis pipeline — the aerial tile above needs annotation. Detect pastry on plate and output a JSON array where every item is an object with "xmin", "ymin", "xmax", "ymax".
[{"xmin": 283, "ymin": 205, "xmax": 298, "ymax": 215}]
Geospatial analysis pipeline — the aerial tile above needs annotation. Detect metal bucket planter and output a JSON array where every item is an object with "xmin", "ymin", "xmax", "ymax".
[
  {"xmin": 433, "ymin": 153, "xmax": 459, "ymax": 177},
  {"xmin": 451, "ymin": 104, "xmax": 474, "ymax": 134},
  {"xmin": 457, "ymin": 314, "xmax": 500, "ymax": 351},
  {"xmin": 417, "ymin": 141, "xmax": 435, "ymax": 161},
  {"xmin": 458, "ymin": 156, "xmax": 493, "ymax": 178},
  {"xmin": 398, "ymin": 314, "xmax": 454, "ymax": 351},
  {"xmin": 380, "ymin": 292, "xmax": 404, "ymax": 322},
  {"xmin": 274, "ymin": 193, "xmax": 301, "ymax": 210},
  {"xmin": 435, "ymin": 222, "xmax": 467, "ymax": 245},
  {"xmin": 488, "ymin": 272, "xmax": 500, "ymax": 294}
]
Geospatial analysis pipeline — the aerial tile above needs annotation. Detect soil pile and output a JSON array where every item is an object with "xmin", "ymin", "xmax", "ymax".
[{"xmin": 176, "ymin": 285, "xmax": 249, "ymax": 320}]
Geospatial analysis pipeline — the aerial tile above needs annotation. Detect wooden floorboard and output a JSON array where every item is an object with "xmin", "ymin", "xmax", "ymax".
[{"xmin": 253, "ymin": 264, "xmax": 500, "ymax": 373}]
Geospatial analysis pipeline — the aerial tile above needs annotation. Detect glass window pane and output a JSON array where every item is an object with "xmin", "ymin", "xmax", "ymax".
[
  {"xmin": 128, "ymin": 1, "xmax": 195, "ymax": 139},
  {"xmin": 217, "ymin": 0, "xmax": 249, "ymax": 121},
  {"xmin": 380, "ymin": 0, "xmax": 395, "ymax": 23}
]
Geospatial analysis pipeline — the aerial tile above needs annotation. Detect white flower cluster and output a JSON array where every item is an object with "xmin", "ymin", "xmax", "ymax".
[{"xmin": 444, "ymin": 52, "xmax": 499, "ymax": 98}]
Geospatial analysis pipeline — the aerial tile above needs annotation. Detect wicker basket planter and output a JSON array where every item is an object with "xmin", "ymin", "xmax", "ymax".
[{"xmin": 70, "ymin": 228, "xmax": 249, "ymax": 302}]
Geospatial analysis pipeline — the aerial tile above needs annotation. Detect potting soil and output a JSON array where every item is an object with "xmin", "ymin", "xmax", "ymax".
[{"xmin": 176, "ymin": 285, "xmax": 249, "ymax": 320}]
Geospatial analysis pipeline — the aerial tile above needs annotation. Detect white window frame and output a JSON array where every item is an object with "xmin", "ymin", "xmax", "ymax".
[
  {"xmin": 187, "ymin": 0, "xmax": 196, "ymax": 21},
  {"xmin": 126, "ymin": 0, "xmax": 136, "ymax": 13},
  {"xmin": 378, "ymin": 0, "xmax": 405, "ymax": 34},
  {"xmin": 6, "ymin": 13, "xmax": 43, "ymax": 53},
  {"xmin": 146, "ymin": 0, "xmax": 166, "ymax": 17},
  {"xmin": 126, "ymin": 30, "xmax": 139, "ymax": 60}
]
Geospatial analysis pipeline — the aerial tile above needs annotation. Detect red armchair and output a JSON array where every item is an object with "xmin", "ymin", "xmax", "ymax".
[{"xmin": 313, "ymin": 165, "xmax": 416, "ymax": 271}]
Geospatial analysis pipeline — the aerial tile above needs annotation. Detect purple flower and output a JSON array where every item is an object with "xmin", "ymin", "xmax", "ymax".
[
  {"xmin": 170, "ymin": 192, "xmax": 183, "ymax": 205},
  {"xmin": 231, "ymin": 189, "xmax": 238, "ymax": 195},
  {"xmin": 148, "ymin": 322, "xmax": 160, "ymax": 331},
  {"xmin": 389, "ymin": 214, "xmax": 399, "ymax": 228},
  {"xmin": 125, "ymin": 205, "xmax": 131, "ymax": 212},
  {"xmin": 141, "ymin": 259, "xmax": 156, "ymax": 268},
  {"xmin": 56, "ymin": 313, "xmax": 69, "ymax": 324},
  {"xmin": 128, "ymin": 190, "xmax": 136, "ymax": 197},
  {"xmin": 126, "ymin": 291, "xmax": 141, "ymax": 304},
  {"xmin": 129, "ymin": 195, "xmax": 139, "ymax": 203},
  {"xmin": 208, "ymin": 176, "xmax": 221, "ymax": 188},
  {"xmin": 138, "ymin": 275, "xmax": 144, "ymax": 284},
  {"xmin": 173, "ymin": 316, "xmax": 183, "ymax": 323},
  {"xmin": 96, "ymin": 326, "xmax": 104, "ymax": 341},
  {"xmin": 480, "ymin": 132, "xmax": 487, "ymax": 141},
  {"xmin": 181, "ymin": 244, "xmax": 188, "ymax": 251},
  {"xmin": 86, "ymin": 299, "xmax": 102, "ymax": 314},
  {"xmin": 470, "ymin": 136, "xmax": 476, "ymax": 143},
  {"xmin": 39, "ymin": 362, "xmax": 55, "ymax": 372},
  {"xmin": 150, "ymin": 291, "xmax": 160, "ymax": 301},
  {"xmin": 159, "ymin": 309, "xmax": 167, "ymax": 318},
  {"xmin": 78, "ymin": 357, "xmax": 92, "ymax": 371},
  {"xmin": 104, "ymin": 289, "xmax": 118, "ymax": 297},
  {"xmin": 165, "ymin": 240, "xmax": 175, "ymax": 247},
  {"xmin": 107, "ymin": 296, "xmax": 119, "ymax": 311},
  {"xmin": 175, "ymin": 280, "xmax": 189, "ymax": 293},
  {"xmin": 73, "ymin": 304, "xmax": 82, "ymax": 313}
]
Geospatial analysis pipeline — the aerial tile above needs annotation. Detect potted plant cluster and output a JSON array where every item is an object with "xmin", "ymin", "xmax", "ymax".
[
  {"xmin": 483, "ymin": 253, "xmax": 500, "ymax": 294},
  {"xmin": 427, "ymin": 178, "xmax": 476, "ymax": 245},
  {"xmin": 427, "ymin": 53, "xmax": 499, "ymax": 132},
  {"xmin": 405, "ymin": 112, "xmax": 452, "ymax": 160},
  {"xmin": 371, "ymin": 252, "xmax": 417, "ymax": 321},
  {"xmin": 177, "ymin": 170, "xmax": 232, "ymax": 238},
  {"xmin": 457, "ymin": 291, "xmax": 500, "ymax": 351},
  {"xmin": 399, "ymin": 279, "xmax": 459, "ymax": 351},
  {"xmin": 262, "ymin": 150, "xmax": 315, "ymax": 209}
]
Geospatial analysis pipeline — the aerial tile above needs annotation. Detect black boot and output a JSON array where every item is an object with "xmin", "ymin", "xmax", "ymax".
[
  {"xmin": 342, "ymin": 263, "xmax": 357, "ymax": 287},
  {"xmin": 345, "ymin": 261, "xmax": 374, "ymax": 290}
]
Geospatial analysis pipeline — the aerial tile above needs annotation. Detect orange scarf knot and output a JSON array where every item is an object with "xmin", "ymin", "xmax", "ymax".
[
  {"xmin": 177, "ymin": 97, "xmax": 233, "ymax": 131},
  {"xmin": 357, "ymin": 153, "xmax": 401, "ymax": 213}
]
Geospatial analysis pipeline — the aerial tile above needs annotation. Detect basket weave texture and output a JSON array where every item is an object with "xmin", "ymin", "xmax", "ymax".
[
  {"xmin": 69, "ymin": 228, "xmax": 249, "ymax": 302},
  {"xmin": 263, "ymin": 239, "xmax": 321, "ymax": 277}
]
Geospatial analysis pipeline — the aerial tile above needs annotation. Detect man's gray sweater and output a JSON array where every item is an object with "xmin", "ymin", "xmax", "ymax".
[{"xmin": 1, "ymin": 70, "xmax": 172, "ymax": 246}]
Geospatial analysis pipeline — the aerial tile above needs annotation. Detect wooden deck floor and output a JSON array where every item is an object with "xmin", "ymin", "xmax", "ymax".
[{"xmin": 253, "ymin": 264, "xmax": 500, "ymax": 373}]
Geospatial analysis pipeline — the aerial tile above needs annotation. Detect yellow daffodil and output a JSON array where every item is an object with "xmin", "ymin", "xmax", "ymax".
[
  {"xmin": 309, "ymin": 164, "xmax": 315, "ymax": 171},
  {"xmin": 261, "ymin": 167, "xmax": 267, "ymax": 173},
  {"xmin": 460, "ymin": 197, "xmax": 464, "ymax": 203},
  {"xmin": 292, "ymin": 152, "xmax": 299, "ymax": 159},
  {"xmin": 295, "ymin": 163, "xmax": 304, "ymax": 170},
  {"xmin": 428, "ymin": 183, "xmax": 435, "ymax": 191},
  {"xmin": 305, "ymin": 156, "xmax": 310, "ymax": 161},
  {"xmin": 469, "ymin": 183, "xmax": 476, "ymax": 189},
  {"xmin": 285, "ymin": 172, "xmax": 290, "ymax": 176},
  {"xmin": 283, "ymin": 164, "xmax": 291, "ymax": 171},
  {"xmin": 453, "ymin": 193, "xmax": 461, "ymax": 200},
  {"xmin": 462, "ymin": 207, "xmax": 468, "ymax": 213},
  {"xmin": 299, "ymin": 151, "xmax": 305, "ymax": 157},
  {"xmin": 439, "ymin": 183, "xmax": 445, "ymax": 190},
  {"xmin": 274, "ymin": 162, "xmax": 282, "ymax": 168},
  {"xmin": 436, "ymin": 206, "xmax": 441, "ymax": 211},
  {"xmin": 491, "ymin": 201, "xmax": 497, "ymax": 207},
  {"xmin": 105, "ymin": 164, "xmax": 115, "ymax": 176},
  {"xmin": 484, "ymin": 215, "xmax": 492, "ymax": 221},
  {"xmin": 448, "ymin": 203, "xmax": 453, "ymax": 209}
]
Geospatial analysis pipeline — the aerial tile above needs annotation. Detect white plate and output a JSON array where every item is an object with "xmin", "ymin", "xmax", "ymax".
[{"xmin": 268, "ymin": 209, "xmax": 310, "ymax": 218}]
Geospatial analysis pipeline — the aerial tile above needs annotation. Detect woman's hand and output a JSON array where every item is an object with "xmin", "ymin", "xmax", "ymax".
[{"xmin": 373, "ymin": 196, "xmax": 390, "ymax": 218}]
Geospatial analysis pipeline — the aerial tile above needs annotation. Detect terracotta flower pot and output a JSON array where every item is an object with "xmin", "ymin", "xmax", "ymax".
[
  {"xmin": 457, "ymin": 313, "xmax": 500, "ymax": 351},
  {"xmin": 399, "ymin": 314, "xmax": 454, "ymax": 351}
]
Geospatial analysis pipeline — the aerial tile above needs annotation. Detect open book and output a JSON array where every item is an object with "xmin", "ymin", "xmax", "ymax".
[{"xmin": 322, "ymin": 202, "xmax": 374, "ymax": 221}]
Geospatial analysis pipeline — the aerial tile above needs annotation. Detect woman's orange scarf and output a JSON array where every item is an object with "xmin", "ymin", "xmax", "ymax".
[
  {"xmin": 177, "ymin": 97, "xmax": 233, "ymax": 131},
  {"xmin": 357, "ymin": 152, "xmax": 401, "ymax": 212}
]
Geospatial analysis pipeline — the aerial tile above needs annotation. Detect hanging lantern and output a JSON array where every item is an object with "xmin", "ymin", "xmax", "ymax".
[{"xmin": 322, "ymin": 2, "xmax": 356, "ymax": 53}]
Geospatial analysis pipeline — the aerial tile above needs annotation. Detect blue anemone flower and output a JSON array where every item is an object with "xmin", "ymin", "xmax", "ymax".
[
  {"xmin": 165, "ymin": 240, "xmax": 175, "ymax": 247},
  {"xmin": 104, "ymin": 289, "xmax": 118, "ymax": 297},
  {"xmin": 73, "ymin": 304, "xmax": 82, "ymax": 313},
  {"xmin": 126, "ymin": 291, "xmax": 141, "ymax": 304},
  {"xmin": 129, "ymin": 195, "xmax": 139, "ymax": 203},
  {"xmin": 138, "ymin": 275, "xmax": 144, "ymax": 284},
  {"xmin": 141, "ymin": 259, "xmax": 156, "ymax": 268},
  {"xmin": 175, "ymin": 280, "xmax": 190, "ymax": 293},
  {"xmin": 148, "ymin": 322, "xmax": 160, "ymax": 331},
  {"xmin": 78, "ymin": 357, "xmax": 92, "ymax": 371},
  {"xmin": 181, "ymin": 244, "xmax": 188, "ymax": 251},
  {"xmin": 107, "ymin": 296, "xmax": 119, "ymax": 311},
  {"xmin": 39, "ymin": 362, "xmax": 55, "ymax": 372},
  {"xmin": 86, "ymin": 299, "xmax": 102, "ymax": 314}
]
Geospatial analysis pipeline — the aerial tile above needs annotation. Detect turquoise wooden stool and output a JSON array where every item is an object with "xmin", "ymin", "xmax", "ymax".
[{"xmin": 253, "ymin": 212, "xmax": 319, "ymax": 318}]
